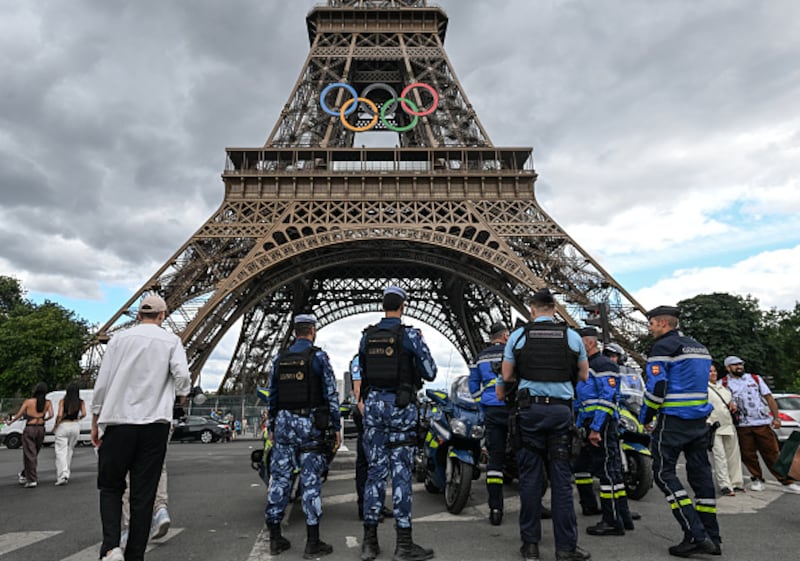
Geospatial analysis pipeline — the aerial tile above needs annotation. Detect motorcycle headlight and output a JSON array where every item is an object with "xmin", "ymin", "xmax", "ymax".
[
  {"xmin": 449, "ymin": 418, "xmax": 467, "ymax": 437},
  {"xmin": 470, "ymin": 425, "xmax": 485, "ymax": 439},
  {"xmin": 618, "ymin": 415, "xmax": 637, "ymax": 433}
]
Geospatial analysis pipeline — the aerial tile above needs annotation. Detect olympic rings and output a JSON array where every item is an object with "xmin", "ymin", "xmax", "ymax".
[{"xmin": 319, "ymin": 82, "xmax": 438, "ymax": 132}]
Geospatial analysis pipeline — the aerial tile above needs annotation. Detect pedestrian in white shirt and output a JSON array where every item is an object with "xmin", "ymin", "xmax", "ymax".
[
  {"xmin": 91, "ymin": 295, "xmax": 191, "ymax": 561},
  {"xmin": 707, "ymin": 364, "xmax": 744, "ymax": 496}
]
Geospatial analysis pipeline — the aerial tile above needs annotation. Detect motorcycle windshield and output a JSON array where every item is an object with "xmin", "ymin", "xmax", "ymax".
[
  {"xmin": 619, "ymin": 369, "xmax": 644, "ymax": 412},
  {"xmin": 450, "ymin": 376, "xmax": 479, "ymax": 410}
]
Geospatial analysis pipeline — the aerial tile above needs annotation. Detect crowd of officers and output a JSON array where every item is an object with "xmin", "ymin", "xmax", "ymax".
[{"xmin": 263, "ymin": 286, "xmax": 725, "ymax": 561}]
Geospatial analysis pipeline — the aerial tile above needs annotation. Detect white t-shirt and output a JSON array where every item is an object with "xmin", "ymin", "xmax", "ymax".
[
  {"xmin": 724, "ymin": 373, "xmax": 772, "ymax": 427},
  {"xmin": 92, "ymin": 323, "xmax": 191, "ymax": 431}
]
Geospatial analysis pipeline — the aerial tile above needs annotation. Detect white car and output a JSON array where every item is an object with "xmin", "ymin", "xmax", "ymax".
[
  {"xmin": 771, "ymin": 393, "xmax": 800, "ymax": 444},
  {"xmin": 0, "ymin": 389, "xmax": 93, "ymax": 449}
]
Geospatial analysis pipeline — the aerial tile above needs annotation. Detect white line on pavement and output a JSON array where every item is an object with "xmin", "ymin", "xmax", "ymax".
[
  {"xmin": 0, "ymin": 531, "xmax": 61, "ymax": 556},
  {"xmin": 59, "ymin": 528, "xmax": 184, "ymax": 561}
]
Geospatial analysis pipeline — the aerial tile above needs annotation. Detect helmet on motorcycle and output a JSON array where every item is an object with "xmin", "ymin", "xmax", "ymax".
[{"xmin": 603, "ymin": 343, "xmax": 626, "ymax": 362}]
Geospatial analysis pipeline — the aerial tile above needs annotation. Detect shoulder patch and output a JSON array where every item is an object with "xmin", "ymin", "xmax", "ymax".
[
  {"xmin": 607, "ymin": 377, "xmax": 616, "ymax": 388},
  {"xmin": 651, "ymin": 365, "xmax": 661, "ymax": 376}
]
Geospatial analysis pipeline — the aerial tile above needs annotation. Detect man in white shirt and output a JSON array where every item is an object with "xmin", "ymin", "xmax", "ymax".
[
  {"xmin": 722, "ymin": 355, "xmax": 800, "ymax": 493},
  {"xmin": 91, "ymin": 295, "xmax": 191, "ymax": 561}
]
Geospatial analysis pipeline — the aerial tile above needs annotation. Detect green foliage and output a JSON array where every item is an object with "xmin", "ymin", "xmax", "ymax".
[{"xmin": 0, "ymin": 276, "xmax": 90, "ymax": 396}]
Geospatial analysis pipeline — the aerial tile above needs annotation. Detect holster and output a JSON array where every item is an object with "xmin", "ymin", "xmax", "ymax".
[
  {"xmin": 395, "ymin": 384, "xmax": 414, "ymax": 408},
  {"xmin": 508, "ymin": 409, "xmax": 521, "ymax": 451},
  {"xmin": 707, "ymin": 421, "xmax": 720, "ymax": 451},
  {"xmin": 313, "ymin": 407, "xmax": 331, "ymax": 431}
]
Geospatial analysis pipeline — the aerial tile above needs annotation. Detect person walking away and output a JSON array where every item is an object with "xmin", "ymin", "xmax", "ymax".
[
  {"xmin": 497, "ymin": 288, "xmax": 590, "ymax": 561},
  {"xmin": 358, "ymin": 286, "xmax": 437, "ymax": 561},
  {"xmin": 265, "ymin": 313, "xmax": 341, "ymax": 558},
  {"xmin": 91, "ymin": 294, "xmax": 191, "ymax": 561},
  {"xmin": 641, "ymin": 306, "xmax": 720, "ymax": 557},
  {"xmin": 574, "ymin": 327, "xmax": 635, "ymax": 536},
  {"xmin": 707, "ymin": 363, "xmax": 744, "ymax": 496},
  {"xmin": 10, "ymin": 382, "xmax": 54, "ymax": 488},
  {"xmin": 53, "ymin": 382, "xmax": 86, "ymax": 486},
  {"xmin": 468, "ymin": 321, "xmax": 511, "ymax": 525},
  {"xmin": 722, "ymin": 356, "xmax": 800, "ymax": 493}
]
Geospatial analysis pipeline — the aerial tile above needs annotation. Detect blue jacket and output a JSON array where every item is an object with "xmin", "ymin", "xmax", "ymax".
[
  {"xmin": 468, "ymin": 342, "xmax": 505, "ymax": 408},
  {"xmin": 358, "ymin": 317, "xmax": 437, "ymax": 385},
  {"xmin": 267, "ymin": 338, "xmax": 341, "ymax": 432},
  {"xmin": 640, "ymin": 329, "xmax": 712, "ymax": 423},
  {"xmin": 576, "ymin": 352, "xmax": 620, "ymax": 432}
]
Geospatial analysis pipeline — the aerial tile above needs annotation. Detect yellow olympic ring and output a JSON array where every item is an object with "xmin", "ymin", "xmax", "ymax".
[{"xmin": 339, "ymin": 97, "xmax": 378, "ymax": 132}]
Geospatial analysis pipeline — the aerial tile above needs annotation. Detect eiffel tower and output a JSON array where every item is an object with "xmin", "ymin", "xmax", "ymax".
[{"xmin": 87, "ymin": 0, "xmax": 648, "ymax": 392}]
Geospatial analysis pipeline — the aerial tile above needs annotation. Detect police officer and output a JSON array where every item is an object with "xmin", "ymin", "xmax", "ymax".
[
  {"xmin": 497, "ymin": 288, "xmax": 590, "ymax": 561},
  {"xmin": 350, "ymin": 354, "xmax": 393, "ymax": 522},
  {"xmin": 265, "ymin": 314, "xmax": 341, "ymax": 558},
  {"xmin": 641, "ymin": 306, "xmax": 720, "ymax": 557},
  {"xmin": 358, "ymin": 286, "xmax": 437, "ymax": 561},
  {"xmin": 573, "ymin": 327, "xmax": 635, "ymax": 536},
  {"xmin": 468, "ymin": 321, "xmax": 510, "ymax": 526}
]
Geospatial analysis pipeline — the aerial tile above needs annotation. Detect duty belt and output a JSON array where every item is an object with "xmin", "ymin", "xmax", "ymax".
[
  {"xmin": 285, "ymin": 407, "xmax": 312, "ymax": 416},
  {"xmin": 525, "ymin": 396, "xmax": 572, "ymax": 408}
]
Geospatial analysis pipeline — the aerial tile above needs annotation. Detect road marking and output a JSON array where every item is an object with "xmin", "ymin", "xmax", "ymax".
[
  {"xmin": 345, "ymin": 535, "xmax": 360, "ymax": 548},
  {"xmin": 0, "ymin": 531, "xmax": 61, "ymax": 555},
  {"xmin": 246, "ymin": 527, "xmax": 273, "ymax": 561},
  {"xmin": 715, "ymin": 482, "xmax": 785, "ymax": 514},
  {"xmin": 59, "ymin": 528, "xmax": 184, "ymax": 561}
]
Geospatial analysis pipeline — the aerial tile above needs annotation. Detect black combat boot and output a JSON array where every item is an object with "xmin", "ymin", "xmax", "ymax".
[
  {"xmin": 393, "ymin": 527, "xmax": 434, "ymax": 561},
  {"xmin": 361, "ymin": 525, "xmax": 380, "ymax": 561},
  {"xmin": 268, "ymin": 522, "xmax": 291, "ymax": 555},
  {"xmin": 303, "ymin": 524, "xmax": 333, "ymax": 559}
]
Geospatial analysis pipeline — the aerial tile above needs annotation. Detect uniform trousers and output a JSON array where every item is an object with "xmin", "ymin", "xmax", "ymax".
[
  {"xmin": 736, "ymin": 424, "xmax": 795, "ymax": 484},
  {"xmin": 98, "ymin": 422, "xmax": 170, "ymax": 561},
  {"xmin": 483, "ymin": 405, "xmax": 509, "ymax": 511},
  {"xmin": 516, "ymin": 403, "xmax": 577, "ymax": 551},
  {"xmin": 651, "ymin": 415, "xmax": 720, "ymax": 544}
]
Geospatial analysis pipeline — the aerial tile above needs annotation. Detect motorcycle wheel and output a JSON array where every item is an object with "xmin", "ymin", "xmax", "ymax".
[
  {"xmin": 624, "ymin": 450, "xmax": 653, "ymax": 500},
  {"xmin": 444, "ymin": 457, "xmax": 473, "ymax": 514},
  {"xmin": 424, "ymin": 475, "xmax": 441, "ymax": 494}
]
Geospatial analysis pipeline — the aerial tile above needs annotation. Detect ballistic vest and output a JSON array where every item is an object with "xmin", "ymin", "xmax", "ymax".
[
  {"xmin": 275, "ymin": 346, "xmax": 324, "ymax": 411},
  {"xmin": 361, "ymin": 324, "xmax": 416, "ymax": 390},
  {"xmin": 513, "ymin": 321, "xmax": 578, "ymax": 383}
]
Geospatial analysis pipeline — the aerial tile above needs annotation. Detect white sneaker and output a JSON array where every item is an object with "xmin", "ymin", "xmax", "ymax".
[
  {"xmin": 119, "ymin": 528, "xmax": 128, "ymax": 551},
  {"xmin": 23, "ymin": 481, "xmax": 37, "ymax": 488},
  {"xmin": 54, "ymin": 477, "xmax": 68, "ymax": 486},
  {"xmin": 102, "ymin": 547, "xmax": 124, "ymax": 561},
  {"xmin": 18, "ymin": 472, "xmax": 27, "ymax": 485},
  {"xmin": 783, "ymin": 482, "xmax": 800, "ymax": 494},
  {"xmin": 750, "ymin": 480, "xmax": 765, "ymax": 492},
  {"xmin": 150, "ymin": 507, "xmax": 171, "ymax": 540}
]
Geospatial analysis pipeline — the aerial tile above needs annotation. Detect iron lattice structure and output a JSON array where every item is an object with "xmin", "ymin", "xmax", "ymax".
[{"xmin": 86, "ymin": 1, "xmax": 648, "ymax": 393}]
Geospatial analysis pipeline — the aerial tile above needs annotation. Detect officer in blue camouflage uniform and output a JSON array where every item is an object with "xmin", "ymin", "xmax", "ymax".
[
  {"xmin": 641, "ymin": 306, "xmax": 720, "ymax": 557},
  {"xmin": 265, "ymin": 313, "xmax": 341, "ymax": 558},
  {"xmin": 573, "ymin": 327, "xmax": 635, "ymax": 536},
  {"xmin": 468, "ymin": 321, "xmax": 510, "ymax": 526},
  {"xmin": 497, "ymin": 288, "xmax": 590, "ymax": 561},
  {"xmin": 358, "ymin": 286, "xmax": 437, "ymax": 561}
]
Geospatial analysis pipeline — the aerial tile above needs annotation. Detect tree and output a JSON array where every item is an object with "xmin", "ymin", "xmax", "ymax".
[
  {"xmin": 0, "ymin": 277, "xmax": 91, "ymax": 396},
  {"xmin": 763, "ymin": 304, "xmax": 800, "ymax": 391}
]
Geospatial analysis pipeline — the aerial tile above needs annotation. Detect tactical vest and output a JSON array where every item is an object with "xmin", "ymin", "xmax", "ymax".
[
  {"xmin": 275, "ymin": 346, "xmax": 324, "ymax": 411},
  {"xmin": 361, "ymin": 324, "xmax": 416, "ymax": 390},
  {"xmin": 513, "ymin": 321, "xmax": 578, "ymax": 383}
]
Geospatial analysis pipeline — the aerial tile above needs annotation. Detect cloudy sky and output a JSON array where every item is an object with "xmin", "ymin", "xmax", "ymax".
[{"xmin": 2, "ymin": 1, "xmax": 799, "ymax": 389}]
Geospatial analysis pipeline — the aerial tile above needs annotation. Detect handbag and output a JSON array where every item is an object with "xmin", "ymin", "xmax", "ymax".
[
  {"xmin": 709, "ymin": 385, "xmax": 740, "ymax": 426},
  {"xmin": 773, "ymin": 430, "xmax": 800, "ymax": 480}
]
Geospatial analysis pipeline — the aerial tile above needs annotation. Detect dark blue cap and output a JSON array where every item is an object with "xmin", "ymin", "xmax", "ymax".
[{"xmin": 645, "ymin": 305, "xmax": 680, "ymax": 319}]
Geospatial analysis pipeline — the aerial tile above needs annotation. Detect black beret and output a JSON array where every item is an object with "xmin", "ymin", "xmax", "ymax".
[
  {"xmin": 489, "ymin": 322, "xmax": 508, "ymax": 337},
  {"xmin": 578, "ymin": 326, "xmax": 599, "ymax": 337},
  {"xmin": 530, "ymin": 288, "xmax": 555, "ymax": 305},
  {"xmin": 645, "ymin": 305, "xmax": 680, "ymax": 319}
]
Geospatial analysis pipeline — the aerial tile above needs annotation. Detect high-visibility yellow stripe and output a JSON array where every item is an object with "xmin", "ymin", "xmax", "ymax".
[
  {"xmin": 644, "ymin": 399, "xmax": 662, "ymax": 409},
  {"xmin": 575, "ymin": 478, "xmax": 594, "ymax": 485},
  {"xmin": 696, "ymin": 505, "xmax": 716, "ymax": 513},
  {"xmin": 486, "ymin": 478, "xmax": 503, "ymax": 485},
  {"xmin": 662, "ymin": 400, "xmax": 708, "ymax": 407}
]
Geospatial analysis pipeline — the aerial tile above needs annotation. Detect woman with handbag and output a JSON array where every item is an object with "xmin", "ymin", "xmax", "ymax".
[{"xmin": 707, "ymin": 364, "xmax": 744, "ymax": 495}]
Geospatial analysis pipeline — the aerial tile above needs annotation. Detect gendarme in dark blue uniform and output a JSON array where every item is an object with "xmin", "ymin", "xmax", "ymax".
[
  {"xmin": 498, "ymin": 289, "xmax": 590, "ymax": 561},
  {"xmin": 641, "ymin": 305, "xmax": 720, "ymax": 557}
]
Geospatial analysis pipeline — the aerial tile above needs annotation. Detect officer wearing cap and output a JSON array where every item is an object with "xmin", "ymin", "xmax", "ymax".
[
  {"xmin": 573, "ymin": 327, "xmax": 635, "ymax": 536},
  {"xmin": 358, "ymin": 286, "xmax": 437, "ymax": 561},
  {"xmin": 468, "ymin": 321, "xmax": 511, "ymax": 525},
  {"xmin": 497, "ymin": 288, "xmax": 590, "ymax": 561},
  {"xmin": 641, "ymin": 305, "xmax": 720, "ymax": 557},
  {"xmin": 265, "ymin": 313, "xmax": 341, "ymax": 558}
]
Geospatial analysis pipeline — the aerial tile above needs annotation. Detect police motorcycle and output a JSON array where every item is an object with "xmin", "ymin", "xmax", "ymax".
[
  {"xmin": 414, "ymin": 375, "xmax": 484, "ymax": 514},
  {"xmin": 615, "ymin": 365, "xmax": 654, "ymax": 500}
]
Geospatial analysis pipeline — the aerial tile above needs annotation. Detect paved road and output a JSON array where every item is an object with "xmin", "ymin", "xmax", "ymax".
[{"xmin": 1, "ymin": 439, "xmax": 797, "ymax": 561}]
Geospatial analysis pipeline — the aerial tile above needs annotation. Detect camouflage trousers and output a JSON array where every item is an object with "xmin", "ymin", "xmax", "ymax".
[
  {"xmin": 265, "ymin": 441, "xmax": 327, "ymax": 526},
  {"xmin": 363, "ymin": 391, "xmax": 418, "ymax": 528}
]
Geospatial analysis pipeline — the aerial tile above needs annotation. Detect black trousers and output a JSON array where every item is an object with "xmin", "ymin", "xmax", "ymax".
[
  {"xmin": 98, "ymin": 423, "xmax": 170, "ymax": 561},
  {"xmin": 483, "ymin": 406, "xmax": 509, "ymax": 510}
]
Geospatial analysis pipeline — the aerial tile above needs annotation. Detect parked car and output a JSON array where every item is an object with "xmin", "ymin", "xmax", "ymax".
[
  {"xmin": 172, "ymin": 416, "xmax": 230, "ymax": 444},
  {"xmin": 1, "ymin": 389, "xmax": 93, "ymax": 449},
  {"xmin": 772, "ymin": 393, "xmax": 800, "ymax": 445}
]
